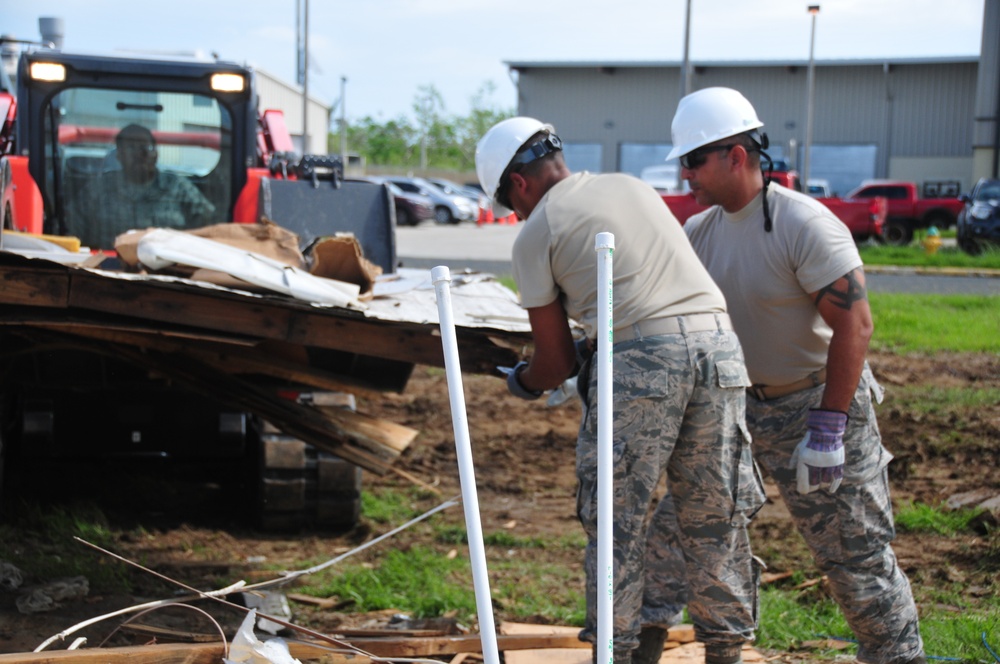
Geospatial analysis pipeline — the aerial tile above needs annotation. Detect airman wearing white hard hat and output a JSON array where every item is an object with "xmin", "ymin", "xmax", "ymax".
[
  {"xmin": 474, "ymin": 115, "xmax": 761, "ymax": 664},
  {"xmin": 672, "ymin": 87, "xmax": 928, "ymax": 664},
  {"xmin": 665, "ymin": 87, "xmax": 764, "ymax": 162}
]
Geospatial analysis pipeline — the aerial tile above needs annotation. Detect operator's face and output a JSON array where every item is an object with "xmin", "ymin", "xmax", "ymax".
[{"xmin": 117, "ymin": 137, "xmax": 158, "ymax": 184}]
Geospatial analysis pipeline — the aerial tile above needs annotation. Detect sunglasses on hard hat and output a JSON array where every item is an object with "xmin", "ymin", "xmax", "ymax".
[
  {"xmin": 679, "ymin": 144, "xmax": 736, "ymax": 170},
  {"xmin": 495, "ymin": 133, "xmax": 563, "ymax": 210}
]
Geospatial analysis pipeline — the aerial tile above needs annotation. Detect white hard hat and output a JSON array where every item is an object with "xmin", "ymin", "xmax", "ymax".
[
  {"xmin": 665, "ymin": 87, "xmax": 764, "ymax": 162},
  {"xmin": 475, "ymin": 117, "xmax": 556, "ymax": 207}
]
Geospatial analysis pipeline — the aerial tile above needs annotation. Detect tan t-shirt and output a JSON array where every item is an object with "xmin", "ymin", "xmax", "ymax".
[
  {"xmin": 512, "ymin": 172, "xmax": 727, "ymax": 339},
  {"xmin": 684, "ymin": 183, "xmax": 862, "ymax": 386}
]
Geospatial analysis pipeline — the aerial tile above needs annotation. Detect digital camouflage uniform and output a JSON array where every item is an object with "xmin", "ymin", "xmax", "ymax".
[
  {"xmin": 683, "ymin": 184, "xmax": 925, "ymax": 664},
  {"xmin": 747, "ymin": 364, "xmax": 923, "ymax": 664},
  {"xmin": 575, "ymin": 325, "xmax": 765, "ymax": 661},
  {"xmin": 75, "ymin": 170, "xmax": 216, "ymax": 249}
]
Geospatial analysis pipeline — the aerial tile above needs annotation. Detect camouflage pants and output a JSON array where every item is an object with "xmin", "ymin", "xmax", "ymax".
[
  {"xmin": 747, "ymin": 364, "xmax": 924, "ymax": 664},
  {"xmin": 575, "ymin": 327, "xmax": 764, "ymax": 659}
]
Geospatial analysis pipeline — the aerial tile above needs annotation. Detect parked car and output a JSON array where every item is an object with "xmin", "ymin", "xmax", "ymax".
[
  {"xmin": 374, "ymin": 176, "xmax": 478, "ymax": 224},
  {"xmin": 807, "ymin": 179, "xmax": 832, "ymax": 197},
  {"xmin": 354, "ymin": 177, "xmax": 434, "ymax": 226},
  {"xmin": 846, "ymin": 180, "xmax": 965, "ymax": 245},
  {"xmin": 385, "ymin": 182, "xmax": 434, "ymax": 226},
  {"xmin": 956, "ymin": 177, "xmax": 1000, "ymax": 255},
  {"xmin": 640, "ymin": 164, "xmax": 685, "ymax": 193},
  {"xmin": 427, "ymin": 177, "xmax": 489, "ymax": 210}
]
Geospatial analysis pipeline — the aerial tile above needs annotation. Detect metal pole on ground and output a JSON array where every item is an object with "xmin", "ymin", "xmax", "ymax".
[
  {"xmin": 594, "ymin": 232, "xmax": 615, "ymax": 664},
  {"xmin": 431, "ymin": 265, "xmax": 501, "ymax": 664}
]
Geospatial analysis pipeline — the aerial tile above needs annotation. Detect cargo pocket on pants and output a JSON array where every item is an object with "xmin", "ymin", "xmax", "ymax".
[
  {"xmin": 715, "ymin": 359, "xmax": 750, "ymax": 390},
  {"xmin": 732, "ymin": 422, "xmax": 766, "ymax": 526}
]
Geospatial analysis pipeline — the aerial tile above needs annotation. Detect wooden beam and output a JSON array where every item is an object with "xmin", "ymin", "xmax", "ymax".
[
  {"xmin": 0, "ymin": 256, "xmax": 528, "ymax": 374},
  {"xmin": 0, "ymin": 633, "xmax": 591, "ymax": 664},
  {"xmin": 0, "ymin": 263, "xmax": 70, "ymax": 307},
  {"xmin": 104, "ymin": 344, "xmax": 413, "ymax": 474}
]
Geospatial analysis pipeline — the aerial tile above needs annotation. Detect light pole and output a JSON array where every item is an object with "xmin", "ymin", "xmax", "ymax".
[
  {"xmin": 677, "ymin": 0, "xmax": 692, "ymax": 192},
  {"xmin": 301, "ymin": 0, "xmax": 310, "ymax": 155},
  {"xmin": 339, "ymin": 76, "xmax": 347, "ymax": 170},
  {"xmin": 803, "ymin": 4, "xmax": 820, "ymax": 187}
]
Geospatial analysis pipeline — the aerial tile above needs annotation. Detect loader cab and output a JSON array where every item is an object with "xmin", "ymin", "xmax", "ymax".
[{"xmin": 14, "ymin": 50, "xmax": 258, "ymax": 250}]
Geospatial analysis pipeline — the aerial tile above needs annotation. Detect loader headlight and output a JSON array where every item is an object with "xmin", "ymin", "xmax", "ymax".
[
  {"xmin": 29, "ymin": 62, "xmax": 66, "ymax": 82},
  {"xmin": 211, "ymin": 73, "xmax": 245, "ymax": 93}
]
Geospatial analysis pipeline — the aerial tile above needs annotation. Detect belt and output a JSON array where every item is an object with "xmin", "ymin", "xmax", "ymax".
[
  {"xmin": 614, "ymin": 313, "xmax": 733, "ymax": 343},
  {"xmin": 748, "ymin": 368, "xmax": 827, "ymax": 401}
]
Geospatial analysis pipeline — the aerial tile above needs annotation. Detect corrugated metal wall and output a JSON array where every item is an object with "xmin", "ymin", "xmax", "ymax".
[
  {"xmin": 254, "ymin": 69, "xmax": 331, "ymax": 155},
  {"xmin": 513, "ymin": 59, "xmax": 978, "ymax": 187}
]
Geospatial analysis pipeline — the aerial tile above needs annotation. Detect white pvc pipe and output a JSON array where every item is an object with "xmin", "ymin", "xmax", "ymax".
[
  {"xmin": 430, "ymin": 265, "xmax": 501, "ymax": 664},
  {"xmin": 594, "ymin": 232, "xmax": 615, "ymax": 664}
]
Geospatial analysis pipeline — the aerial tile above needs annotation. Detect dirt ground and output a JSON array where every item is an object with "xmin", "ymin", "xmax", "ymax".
[{"xmin": 0, "ymin": 349, "xmax": 998, "ymax": 659}]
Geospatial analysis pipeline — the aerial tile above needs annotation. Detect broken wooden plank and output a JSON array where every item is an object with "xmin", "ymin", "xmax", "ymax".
[
  {"xmin": 0, "ymin": 643, "xmax": 369, "ymax": 664},
  {"xmin": 286, "ymin": 592, "xmax": 351, "ymax": 610},
  {"xmin": 103, "ymin": 344, "xmax": 414, "ymax": 474},
  {"xmin": 0, "ymin": 253, "xmax": 530, "ymax": 375},
  {"xmin": 0, "ymin": 262, "xmax": 71, "ymax": 308},
  {"xmin": 0, "ymin": 632, "xmax": 594, "ymax": 663},
  {"xmin": 58, "ymin": 266, "xmax": 519, "ymax": 373},
  {"xmin": 340, "ymin": 632, "xmax": 590, "ymax": 657},
  {"xmin": 1, "ymin": 313, "xmax": 406, "ymax": 399}
]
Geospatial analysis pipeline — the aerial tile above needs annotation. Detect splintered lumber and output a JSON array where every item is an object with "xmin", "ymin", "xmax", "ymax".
[
  {"xmin": 310, "ymin": 633, "xmax": 591, "ymax": 657},
  {"xmin": 8, "ymin": 318, "xmax": 395, "ymax": 400},
  {"xmin": 0, "ymin": 633, "xmax": 593, "ymax": 664},
  {"xmin": 0, "ymin": 253, "xmax": 526, "ymax": 374},
  {"xmin": 102, "ymin": 343, "xmax": 416, "ymax": 473}
]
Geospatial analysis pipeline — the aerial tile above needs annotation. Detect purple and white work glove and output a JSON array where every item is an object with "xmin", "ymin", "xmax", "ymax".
[
  {"xmin": 497, "ymin": 362, "xmax": 542, "ymax": 401},
  {"xmin": 789, "ymin": 409, "xmax": 847, "ymax": 494}
]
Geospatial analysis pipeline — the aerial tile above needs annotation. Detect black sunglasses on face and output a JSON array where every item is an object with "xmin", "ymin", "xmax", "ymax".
[{"xmin": 679, "ymin": 144, "xmax": 736, "ymax": 170}]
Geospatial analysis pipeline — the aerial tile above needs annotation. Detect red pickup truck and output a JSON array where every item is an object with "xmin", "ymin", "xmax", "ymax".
[
  {"xmin": 845, "ymin": 180, "xmax": 965, "ymax": 246},
  {"xmin": 662, "ymin": 170, "xmax": 886, "ymax": 242}
]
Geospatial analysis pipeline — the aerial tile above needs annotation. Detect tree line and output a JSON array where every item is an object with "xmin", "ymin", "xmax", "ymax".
[{"xmin": 327, "ymin": 82, "xmax": 514, "ymax": 173}]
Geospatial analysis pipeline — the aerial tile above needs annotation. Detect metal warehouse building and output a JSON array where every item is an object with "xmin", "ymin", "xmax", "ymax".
[{"xmin": 505, "ymin": 0, "xmax": 999, "ymax": 197}]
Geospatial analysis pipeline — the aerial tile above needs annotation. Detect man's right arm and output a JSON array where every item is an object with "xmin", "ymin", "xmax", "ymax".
[{"xmin": 518, "ymin": 298, "xmax": 578, "ymax": 392}]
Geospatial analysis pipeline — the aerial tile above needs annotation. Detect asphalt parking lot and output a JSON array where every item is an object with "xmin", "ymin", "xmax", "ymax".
[{"xmin": 395, "ymin": 221, "xmax": 1000, "ymax": 295}]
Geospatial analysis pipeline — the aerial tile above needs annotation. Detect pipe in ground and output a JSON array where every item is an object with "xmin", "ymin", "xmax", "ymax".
[
  {"xmin": 431, "ymin": 265, "xmax": 500, "ymax": 664},
  {"xmin": 594, "ymin": 232, "xmax": 615, "ymax": 664}
]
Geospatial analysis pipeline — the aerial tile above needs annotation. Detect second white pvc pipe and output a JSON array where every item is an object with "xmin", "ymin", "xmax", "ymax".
[
  {"xmin": 431, "ymin": 265, "xmax": 501, "ymax": 664},
  {"xmin": 595, "ymin": 232, "xmax": 615, "ymax": 664}
]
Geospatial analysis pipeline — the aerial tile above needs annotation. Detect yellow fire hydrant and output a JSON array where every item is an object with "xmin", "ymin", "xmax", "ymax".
[{"xmin": 922, "ymin": 226, "xmax": 943, "ymax": 255}]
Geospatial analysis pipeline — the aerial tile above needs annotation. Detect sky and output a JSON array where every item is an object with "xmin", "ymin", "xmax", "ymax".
[{"xmin": 6, "ymin": 0, "xmax": 988, "ymax": 127}]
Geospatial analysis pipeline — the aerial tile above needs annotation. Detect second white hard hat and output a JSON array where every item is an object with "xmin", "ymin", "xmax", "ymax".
[{"xmin": 665, "ymin": 87, "xmax": 764, "ymax": 162}]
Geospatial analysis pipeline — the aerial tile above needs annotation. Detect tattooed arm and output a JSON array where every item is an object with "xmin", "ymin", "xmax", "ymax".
[{"xmin": 810, "ymin": 267, "xmax": 875, "ymax": 413}]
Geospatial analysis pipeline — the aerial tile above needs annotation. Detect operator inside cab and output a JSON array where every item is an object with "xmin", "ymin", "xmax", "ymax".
[{"xmin": 72, "ymin": 124, "xmax": 216, "ymax": 250}]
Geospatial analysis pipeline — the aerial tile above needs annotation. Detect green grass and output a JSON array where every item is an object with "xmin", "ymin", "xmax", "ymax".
[
  {"xmin": 361, "ymin": 487, "xmax": 434, "ymax": 524},
  {"xmin": 894, "ymin": 502, "xmax": 987, "ymax": 536},
  {"xmin": 859, "ymin": 241, "xmax": 1000, "ymax": 269},
  {"xmin": 0, "ymin": 501, "xmax": 132, "ymax": 592},
  {"xmin": 756, "ymin": 589, "xmax": 850, "ymax": 654},
  {"xmin": 869, "ymin": 293, "xmax": 1000, "ymax": 353},
  {"xmin": 296, "ymin": 527, "xmax": 587, "ymax": 625},
  {"xmin": 883, "ymin": 384, "xmax": 1000, "ymax": 416}
]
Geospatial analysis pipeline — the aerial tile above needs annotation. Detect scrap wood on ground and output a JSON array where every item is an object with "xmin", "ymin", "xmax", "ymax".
[{"xmin": 0, "ymin": 622, "xmax": 766, "ymax": 664}]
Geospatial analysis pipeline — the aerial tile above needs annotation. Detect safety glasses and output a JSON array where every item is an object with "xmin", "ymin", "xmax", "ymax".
[
  {"xmin": 496, "ymin": 134, "xmax": 563, "ymax": 210},
  {"xmin": 679, "ymin": 144, "xmax": 736, "ymax": 170}
]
